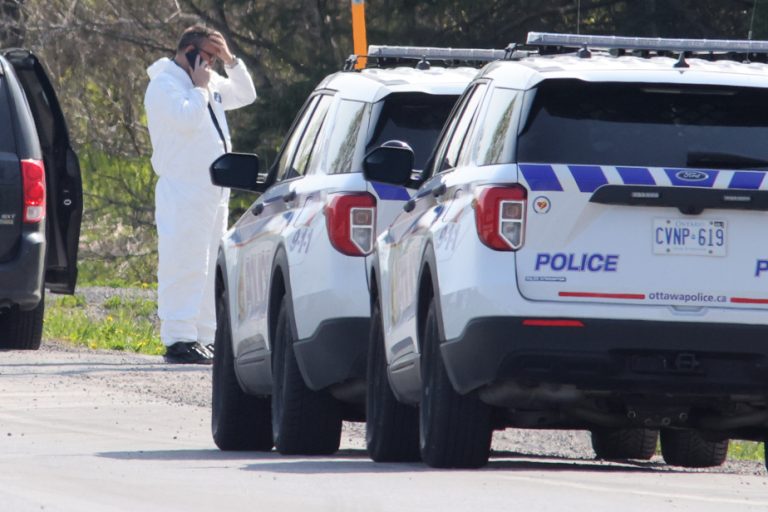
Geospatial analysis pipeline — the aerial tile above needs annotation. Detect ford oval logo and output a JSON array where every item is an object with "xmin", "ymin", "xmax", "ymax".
[{"xmin": 676, "ymin": 170, "xmax": 709, "ymax": 182}]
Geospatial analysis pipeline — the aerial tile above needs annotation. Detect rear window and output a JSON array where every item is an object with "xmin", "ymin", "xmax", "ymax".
[
  {"xmin": 366, "ymin": 93, "xmax": 457, "ymax": 170},
  {"xmin": 517, "ymin": 80, "xmax": 768, "ymax": 169},
  {"xmin": 0, "ymin": 77, "xmax": 16, "ymax": 153}
]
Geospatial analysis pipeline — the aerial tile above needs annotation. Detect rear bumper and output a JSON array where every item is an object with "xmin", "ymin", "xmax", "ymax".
[
  {"xmin": 293, "ymin": 317, "xmax": 370, "ymax": 391},
  {"xmin": 0, "ymin": 231, "xmax": 45, "ymax": 310},
  {"xmin": 441, "ymin": 316, "xmax": 768, "ymax": 397}
]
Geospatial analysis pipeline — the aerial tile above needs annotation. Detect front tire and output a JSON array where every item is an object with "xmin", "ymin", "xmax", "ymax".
[
  {"xmin": 365, "ymin": 298, "xmax": 419, "ymax": 462},
  {"xmin": 591, "ymin": 428, "xmax": 658, "ymax": 460},
  {"xmin": 0, "ymin": 291, "xmax": 45, "ymax": 350},
  {"xmin": 660, "ymin": 429, "xmax": 728, "ymax": 468},
  {"xmin": 271, "ymin": 296, "xmax": 341, "ymax": 455},
  {"xmin": 419, "ymin": 300, "xmax": 492, "ymax": 468},
  {"xmin": 211, "ymin": 278, "xmax": 273, "ymax": 451}
]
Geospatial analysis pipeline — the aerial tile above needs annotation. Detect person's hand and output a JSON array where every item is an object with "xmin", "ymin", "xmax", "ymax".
[
  {"xmin": 209, "ymin": 31, "xmax": 236, "ymax": 66},
  {"xmin": 190, "ymin": 55, "xmax": 211, "ymax": 88}
]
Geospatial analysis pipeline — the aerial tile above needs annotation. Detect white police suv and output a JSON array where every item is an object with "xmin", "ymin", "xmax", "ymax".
[
  {"xmin": 366, "ymin": 33, "xmax": 768, "ymax": 468},
  {"xmin": 207, "ymin": 46, "xmax": 492, "ymax": 455}
]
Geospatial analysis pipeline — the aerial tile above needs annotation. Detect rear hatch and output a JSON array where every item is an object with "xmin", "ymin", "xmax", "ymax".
[
  {"xmin": 4, "ymin": 49, "xmax": 83, "ymax": 294},
  {"xmin": 515, "ymin": 79, "xmax": 768, "ymax": 309},
  {"xmin": 365, "ymin": 92, "xmax": 459, "ymax": 229},
  {"xmin": 0, "ymin": 60, "xmax": 23, "ymax": 263}
]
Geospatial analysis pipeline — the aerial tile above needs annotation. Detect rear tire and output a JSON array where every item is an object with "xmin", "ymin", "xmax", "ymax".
[
  {"xmin": 271, "ymin": 296, "xmax": 341, "ymax": 455},
  {"xmin": 591, "ymin": 428, "xmax": 658, "ymax": 460},
  {"xmin": 419, "ymin": 300, "xmax": 492, "ymax": 468},
  {"xmin": 660, "ymin": 429, "xmax": 728, "ymax": 468},
  {"xmin": 211, "ymin": 279, "xmax": 273, "ymax": 451},
  {"xmin": 0, "ymin": 291, "xmax": 45, "ymax": 350},
  {"xmin": 365, "ymin": 298, "xmax": 420, "ymax": 462}
]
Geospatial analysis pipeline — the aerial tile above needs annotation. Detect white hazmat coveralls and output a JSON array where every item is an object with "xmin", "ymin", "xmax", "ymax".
[{"xmin": 144, "ymin": 57, "xmax": 256, "ymax": 346}]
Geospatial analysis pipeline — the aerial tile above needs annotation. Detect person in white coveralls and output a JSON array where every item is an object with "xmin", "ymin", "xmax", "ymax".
[{"xmin": 144, "ymin": 25, "xmax": 257, "ymax": 364}]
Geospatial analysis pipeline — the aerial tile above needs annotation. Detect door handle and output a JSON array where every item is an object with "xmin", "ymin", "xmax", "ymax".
[
  {"xmin": 283, "ymin": 191, "xmax": 296, "ymax": 203},
  {"xmin": 432, "ymin": 184, "xmax": 447, "ymax": 198},
  {"xmin": 251, "ymin": 203, "xmax": 264, "ymax": 216},
  {"xmin": 403, "ymin": 199, "xmax": 416, "ymax": 212}
]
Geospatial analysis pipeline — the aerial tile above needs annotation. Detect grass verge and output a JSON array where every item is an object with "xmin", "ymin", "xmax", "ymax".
[{"xmin": 43, "ymin": 293, "xmax": 164, "ymax": 355}]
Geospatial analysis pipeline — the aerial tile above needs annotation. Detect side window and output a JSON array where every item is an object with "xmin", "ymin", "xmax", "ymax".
[
  {"xmin": 0, "ymin": 79, "xmax": 15, "ymax": 153},
  {"xmin": 469, "ymin": 87, "xmax": 521, "ymax": 166},
  {"xmin": 275, "ymin": 96, "xmax": 319, "ymax": 182},
  {"xmin": 434, "ymin": 83, "xmax": 487, "ymax": 173},
  {"xmin": 311, "ymin": 99, "xmax": 366, "ymax": 175},
  {"xmin": 291, "ymin": 94, "xmax": 333, "ymax": 177}
]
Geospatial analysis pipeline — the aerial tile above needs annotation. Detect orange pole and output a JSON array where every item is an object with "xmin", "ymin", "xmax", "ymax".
[{"xmin": 351, "ymin": 0, "xmax": 367, "ymax": 69}]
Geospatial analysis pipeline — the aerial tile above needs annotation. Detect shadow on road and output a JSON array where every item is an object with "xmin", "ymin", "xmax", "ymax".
[{"xmin": 98, "ymin": 448, "xmax": 669, "ymax": 475}]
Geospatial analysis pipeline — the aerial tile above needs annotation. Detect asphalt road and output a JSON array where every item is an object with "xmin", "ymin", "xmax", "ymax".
[{"xmin": 0, "ymin": 342, "xmax": 766, "ymax": 512}]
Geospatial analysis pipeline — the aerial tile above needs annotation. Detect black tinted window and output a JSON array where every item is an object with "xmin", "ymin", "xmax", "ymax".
[
  {"xmin": 517, "ymin": 80, "xmax": 768, "ymax": 168},
  {"xmin": 367, "ymin": 93, "xmax": 457, "ymax": 170},
  {"xmin": 0, "ymin": 78, "xmax": 15, "ymax": 153}
]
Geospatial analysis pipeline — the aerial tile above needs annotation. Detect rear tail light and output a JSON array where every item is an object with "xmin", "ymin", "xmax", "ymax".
[
  {"xmin": 474, "ymin": 185, "xmax": 527, "ymax": 251},
  {"xmin": 21, "ymin": 159, "xmax": 46, "ymax": 224},
  {"xmin": 325, "ymin": 193, "xmax": 376, "ymax": 256}
]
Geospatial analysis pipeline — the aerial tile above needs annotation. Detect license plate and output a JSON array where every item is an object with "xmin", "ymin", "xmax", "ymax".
[{"xmin": 653, "ymin": 218, "xmax": 727, "ymax": 256}]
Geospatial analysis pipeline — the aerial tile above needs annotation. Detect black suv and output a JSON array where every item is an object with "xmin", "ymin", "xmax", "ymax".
[{"xmin": 0, "ymin": 49, "xmax": 83, "ymax": 349}]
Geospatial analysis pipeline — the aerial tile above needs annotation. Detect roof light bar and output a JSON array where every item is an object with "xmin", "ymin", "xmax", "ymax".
[
  {"xmin": 527, "ymin": 32, "xmax": 768, "ymax": 53},
  {"xmin": 368, "ymin": 45, "xmax": 508, "ymax": 62}
]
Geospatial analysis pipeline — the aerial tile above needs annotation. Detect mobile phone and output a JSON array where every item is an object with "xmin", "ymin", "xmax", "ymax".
[{"xmin": 185, "ymin": 48, "xmax": 199, "ymax": 69}]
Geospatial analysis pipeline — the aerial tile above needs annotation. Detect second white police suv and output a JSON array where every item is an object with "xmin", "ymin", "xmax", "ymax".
[
  {"xmin": 207, "ymin": 45, "xmax": 491, "ymax": 456},
  {"xmin": 367, "ymin": 33, "xmax": 768, "ymax": 469}
]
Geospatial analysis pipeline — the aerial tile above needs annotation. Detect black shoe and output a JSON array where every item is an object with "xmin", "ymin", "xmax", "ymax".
[{"xmin": 163, "ymin": 341, "xmax": 213, "ymax": 365}]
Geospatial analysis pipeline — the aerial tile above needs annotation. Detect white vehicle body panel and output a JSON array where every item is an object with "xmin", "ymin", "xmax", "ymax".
[
  {"xmin": 220, "ymin": 66, "xmax": 476, "ymax": 395},
  {"xmin": 375, "ymin": 52, "xmax": 768, "ymax": 402}
]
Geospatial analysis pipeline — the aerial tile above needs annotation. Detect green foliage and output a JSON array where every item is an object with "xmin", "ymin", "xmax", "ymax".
[
  {"xmin": 729, "ymin": 441, "xmax": 766, "ymax": 462},
  {"xmin": 103, "ymin": 296, "xmax": 158, "ymax": 318},
  {"xmin": 44, "ymin": 295, "xmax": 164, "ymax": 355},
  {"xmin": 78, "ymin": 147, "xmax": 158, "ymax": 285}
]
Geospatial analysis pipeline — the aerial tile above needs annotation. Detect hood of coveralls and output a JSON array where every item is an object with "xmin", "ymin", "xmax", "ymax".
[{"xmin": 146, "ymin": 57, "xmax": 177, "ymax": 81}]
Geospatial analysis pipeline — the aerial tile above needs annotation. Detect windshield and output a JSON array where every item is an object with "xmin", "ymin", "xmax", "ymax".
[
  {"xmin": 517, "ymin": 80, "xmax": 768, "ymax": 169},
  {"xmin": 367, "ymin": 93, "xmax": 458, "ymax": 170}
]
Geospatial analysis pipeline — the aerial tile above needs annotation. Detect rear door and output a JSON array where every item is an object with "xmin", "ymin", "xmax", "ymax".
[
  {"xmin": 4, "ymin": 49, "xmax": 83, "ymax": 294},
  {"xmin": 515, "ymin": 79, "xmax": 768, "ymax": 309}
]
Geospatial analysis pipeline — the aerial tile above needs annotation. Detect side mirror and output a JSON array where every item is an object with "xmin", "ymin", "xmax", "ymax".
[
  {"xmin": 363, "ymin": 143, "xmax": 414, "ymax": 187},
  {"xmin": 210, "ymin": 153, "xmax": 266, "ymax": 193}
]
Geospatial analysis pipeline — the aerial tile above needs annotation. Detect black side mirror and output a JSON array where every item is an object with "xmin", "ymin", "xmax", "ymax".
[
  {"xmin": 363, "ymin": 143, "xmax": 414, "ymax": 187},
  {"xmin": 210, "ymin": 153, "xmax": 266, "ymax": 193}
]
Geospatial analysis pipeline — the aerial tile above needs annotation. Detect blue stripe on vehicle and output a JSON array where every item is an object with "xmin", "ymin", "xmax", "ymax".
[
  {"xmin": 728, "ymin": 171, "xmax": 765, "ymax": 190},
  {"xmin": 519, "ymin": 164, "xmax": 563, "ymax": 191},
  {"xmin": 568, "ymin": 165, "xmax": 608, "ymax": 193},
  {"xmin": 664, "ymin": 169, "xmax": 718, "ymax": 188},
  {"xmin": 371, "ymin": 182, "xmax": 410, "ymax": 201},
  {"xmin": 616, "ymin": 166, "xmax": 656, "ymax": 186}
]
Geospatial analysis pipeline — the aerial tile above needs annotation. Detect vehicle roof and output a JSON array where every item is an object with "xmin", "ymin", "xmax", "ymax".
[
  {"xmin": 317, "ymin": 66, "xmax": 478, "ymax": 102},
  {"xmin": 480, "ymin": 52, "xmax": 768, "ymax": 90}
]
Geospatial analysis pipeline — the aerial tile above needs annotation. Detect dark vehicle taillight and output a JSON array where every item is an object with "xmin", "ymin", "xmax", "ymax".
[
  {"xmin": 21, "ymin": 159, "xmax": 46, "ymax": 224},
  {"xmin": 474, "ymin": 185, "xmax": 527, "ymax": 251},
  {"xmin": 325, "ymin": 193, "xmax": 376, "ymax": 256}
]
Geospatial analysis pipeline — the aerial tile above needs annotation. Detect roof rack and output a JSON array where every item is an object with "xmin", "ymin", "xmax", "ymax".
[
  {"xmin": 527, "ymin": 32, "xmax": 768, "ymax": 54},
  {"xmin": 343, "ymin": 44, "xmax": 519, "ymax": 71},
  {"xmin": 368, "ymin": 45, "xmax": 508, "ymax": 61}
]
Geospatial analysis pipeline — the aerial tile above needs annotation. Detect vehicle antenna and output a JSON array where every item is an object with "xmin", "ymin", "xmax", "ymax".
[{"xmin": 749, "ymin": 0, "xmax": 758, "ymax": 39}]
